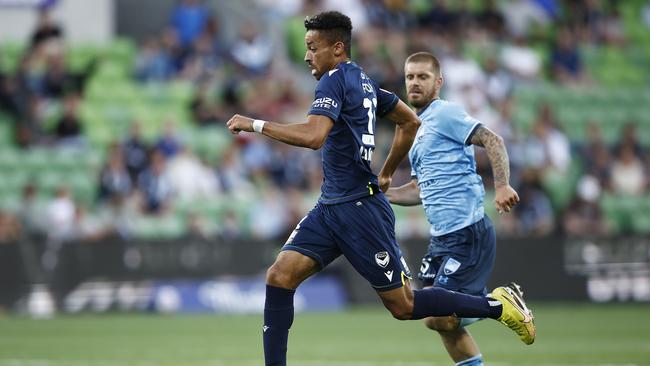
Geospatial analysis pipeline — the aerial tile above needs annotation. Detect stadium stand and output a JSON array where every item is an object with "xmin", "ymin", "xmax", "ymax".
[{"xmin": 0, "ymin": 0, "xmax": 649, "ymax": 244}]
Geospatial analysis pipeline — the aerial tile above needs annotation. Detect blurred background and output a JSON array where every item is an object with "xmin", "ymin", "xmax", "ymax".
[{"xmin": 0, "ymin": 0, "xmax": 649, "ymax": 364}]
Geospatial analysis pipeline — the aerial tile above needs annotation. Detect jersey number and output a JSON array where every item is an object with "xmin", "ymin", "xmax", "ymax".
[{"xmin": 361, "ymin": 97, "xmax": 377, "ymax": 162}]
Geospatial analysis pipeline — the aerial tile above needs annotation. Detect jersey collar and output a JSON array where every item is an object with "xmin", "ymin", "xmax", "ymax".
[{"xmin": 416, "ymin": 98, "xmax": 440, "ymax": 117}]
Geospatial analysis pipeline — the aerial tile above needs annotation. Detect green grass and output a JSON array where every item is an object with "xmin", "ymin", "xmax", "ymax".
[{"xmin": 1, "ymin": 303, "xmax": 649, "ymax": 365}]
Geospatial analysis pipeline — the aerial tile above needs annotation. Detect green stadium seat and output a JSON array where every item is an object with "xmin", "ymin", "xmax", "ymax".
[
  {"xmin": 66, "ymin": 44, "xmax": 100, "ymax": 72},
  {"xmin": 0, "ymin": 121, "xmax": 12, "ymax": 147}
]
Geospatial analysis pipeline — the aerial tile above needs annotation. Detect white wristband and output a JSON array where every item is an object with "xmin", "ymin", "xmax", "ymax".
[{"xmin": 252, "ymin": 119, "xmax": 266, "ymax": 133}]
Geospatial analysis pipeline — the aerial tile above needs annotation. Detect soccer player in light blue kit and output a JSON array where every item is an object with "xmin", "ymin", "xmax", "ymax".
[{"xmin": 387, "ymin": 52, "xmax": 536, "ymax": 366}]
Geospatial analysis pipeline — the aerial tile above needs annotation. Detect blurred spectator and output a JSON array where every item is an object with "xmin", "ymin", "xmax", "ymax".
[
  {"xmin": 419, "ymin": 0, "xmax": 455, "ymax": 34},
  {"xmin": 122, "ymin": 122, "xmax": 150, "ymax": 184},
  {"xmin": 154, "ymin": 122, "xmax": 182, "ymax": 158},
  {"xmin": 483, "ymin": 56, "xmax": 514, "ymax": 104},
  {"xmin": 600, "ymin": 9, "xmax": 627, "ymax": 46},
  {"xmin": 42, "ymin": 54, "xmax": 72, "ymax": 98},
  {"xmin": 54, "ymin": 94, "xmax": 84, "ymax": 147},
  {"xmin": 170, "ymin": 0, "xmax": 210, "ymax": 47},
  {"xmin": 566, "ymin": 0, "xmax": 604, "ymax": 43},
  {"xmin": 516, "ymin": 171, "xmax": 555, "ymax": 237},
  {"xmin": 190, "ymin": 81, "xmax": 231, "ymax": 125},
  {"xmin": 323, "ymin": 0, "xmax": 369, "ymax": 32},
  {"xmin": 98, "ymin": 144, "xmax": 132, "ymax": 202},
  {"xmin": 550, "ymin": 28, "xmax": 585, "ymax": 84},
  {"xmin": 0, "ymin": 211, "xmax": 21, "ymax": 242},
  {"xmin": 581, "ymin": 122, "xmax": 612, "ymax": 189},
  {"xmin": 45, "ymin": 187, "xmax": 75, "ymax": 242},
  {"xmin": 0, "ymin": 71, "xmax": 22, "ymax": 117},
  {"xmin": 137, "ymin": 150, "xmax": 173, "ymax": 214},
  {"xmin": 30, "ymin": 8, "xmax": 64, "ymax": 51},
  {"xmin": 500, "ymin": 36, "xmax": 542, "ymax": 80},
  {"xmin": 220, "ymin": 209, "xmax": 244, "ymax": 241},
  {"xmin": 217, "ymin": 142, "xmax": 255, "ymax": 198},
  {"xmin": 18, "ymin": 183, "xmax": 43, "ymax": 236},
  {"xmin": 134, "ymin": 37, "xmax": 175, "ymax": 82},
  {"xmin": 501, "ymin": 0, "xmax": 553, "ymax": 37},
  {"xmin": 69, "ymin": 206, "xmax": 109, "ymax": 242},
  {"xmin": 613, "ymin": 122, "xmax": 645, "ymax": 159},
  {"xmin": 187, "ymin": 211, "xmax": 218, "ymax": 239},
  {"xmin": 441, "ymin": 43, "xmax": 486, "ymax": 106},
  {"xmin": 166, "ymin": 147, "xmax": 220, "ymax": 201},
  {"xmin": 230, "ymin": 22, "xmax": 273, "ymax": 76},
  {"xmin": 610, "ymin": 144, "xmax": 646, "ymax": 196},
  {"xmin": 249, "ymin": 186, "xmax": 290, "ymax": 240},
  {"xmin": 524, "ymin": 103, "xmax": 571, "ymax": 173},
  {"xmin": 477, "ymin": 0, "xmax": 506, "ymax": 39},
  {"xmin": 563, "ymin": 175, "xmax": 609, "ymax": 237}
]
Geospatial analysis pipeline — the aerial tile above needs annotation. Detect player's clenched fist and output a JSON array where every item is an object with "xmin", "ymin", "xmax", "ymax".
[
  {"xmin": 378, "ymin": 174, "xmax": 392, "ymax": 193},
  {"xmin": 226, "ymin": 114, "xmax": 253, "ymax": 134},
  {"xmin": 494, "ymin": 185, "xmax": 520, "ymax": 214}
]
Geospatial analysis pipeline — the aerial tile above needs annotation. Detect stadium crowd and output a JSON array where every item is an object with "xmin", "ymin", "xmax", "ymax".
[{"xmin": 1, "ymin": 0, "xmax": 649, "ymax": 246}]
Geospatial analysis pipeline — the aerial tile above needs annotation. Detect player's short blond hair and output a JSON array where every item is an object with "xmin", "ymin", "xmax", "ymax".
[{"xmin": 405, "ymin": 52, "xmax": 441, "ymax": 76}]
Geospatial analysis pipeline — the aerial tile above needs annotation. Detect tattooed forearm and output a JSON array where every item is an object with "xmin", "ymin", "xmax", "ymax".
[{"xmin": 470, "ymin": 126, "xmax": 510, "ymax": 188}]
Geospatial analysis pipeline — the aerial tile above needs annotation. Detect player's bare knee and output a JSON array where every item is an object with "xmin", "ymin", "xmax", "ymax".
[
  {"xmin": 384, "ymin": 301, "xmax": 413, "ymax": 320},
  {"xmin": 265, "ymin": 264, "xmax": 294, "ymax": 288},
  {"xmin": 424, "ymin": 316, "xmax": 459, "ymax": 332},
  {"xmin": 389, "ymin": 306, "xmax": 412, "ymax": 320}
]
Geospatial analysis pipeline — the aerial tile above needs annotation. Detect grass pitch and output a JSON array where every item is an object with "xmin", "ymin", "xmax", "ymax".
[{"xmin": 1, "ymin": 303, "xmax": 649, "ymax": 366}]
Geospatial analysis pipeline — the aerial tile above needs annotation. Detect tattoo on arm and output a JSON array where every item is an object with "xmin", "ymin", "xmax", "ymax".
[{"xmin": 471, "ymin": 126, "xmax": 510, "ymax": 188}]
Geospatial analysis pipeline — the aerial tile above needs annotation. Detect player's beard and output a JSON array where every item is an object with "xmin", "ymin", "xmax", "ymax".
[{"xmin": 408, "ymin": 87, "xmax": 437, "ymax": 109}]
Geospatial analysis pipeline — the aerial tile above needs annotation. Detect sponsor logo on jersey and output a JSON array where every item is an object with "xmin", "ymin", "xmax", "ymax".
[
  {"xmin": 375, "ymin": 251, "xmax": 390, "ymax": 268},
  {"xmin": 312, "ymin": 97, "xmax": 338, "ymax": 109},
  {"xmin": 443, "ymin": 258, "xmax": 461, "ymax": 275}
]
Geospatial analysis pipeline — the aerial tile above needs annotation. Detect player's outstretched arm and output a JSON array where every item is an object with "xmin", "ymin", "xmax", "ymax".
[
  {"xmin": 385, "ymin": 179, "xmax": 421, "ymax": 206},
  {"xmin": 377, "ymin": 100, "xmax": 421, "ymax": 192},
  {"xmin": 470, "ymin": 126, "xmax": 519, "ymax": 213},
  {"xmin": 226, "ymin": 114, "xmax": 334, "ymax": 150}
]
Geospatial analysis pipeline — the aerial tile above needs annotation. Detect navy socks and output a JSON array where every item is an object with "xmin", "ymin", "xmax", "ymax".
[
  {"xmin": 263, "ymin": 285, "xmax": 295, "ymax": 366},
  {"xmin": 411, "ymin": 287, "xmax": 502, "ymax": 320}
]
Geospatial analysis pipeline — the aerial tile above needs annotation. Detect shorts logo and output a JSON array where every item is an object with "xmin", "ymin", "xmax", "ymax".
[
  {"xmin": 443, "ymin": 258, "xmax": 461, "ymax": 275},
  {"xmin": 420, "ymin": 259, "xmax": 430, "ymax": 274},
  {"xmin": 384, "ymin": 270, "xmax": 394, "ymax": 282},
  {"xmin": 375, "ymin": 251, "xmax": 390, "ymax": 268}
]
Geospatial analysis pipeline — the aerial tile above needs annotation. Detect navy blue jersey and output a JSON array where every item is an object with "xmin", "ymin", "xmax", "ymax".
[{"xmin": 308, "ymin": 61, "xmax": 398, "ymax": 205}]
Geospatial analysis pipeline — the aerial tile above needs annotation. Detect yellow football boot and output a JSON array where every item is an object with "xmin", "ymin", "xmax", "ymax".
[{"xmin": 490, "ymin": 282, "xmax": 536, "ymax": 345}]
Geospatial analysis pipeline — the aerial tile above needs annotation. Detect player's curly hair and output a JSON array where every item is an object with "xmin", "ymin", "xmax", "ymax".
[{"xmin": 304, "ymin": 11, "xmax": 353, "ymax": 56}]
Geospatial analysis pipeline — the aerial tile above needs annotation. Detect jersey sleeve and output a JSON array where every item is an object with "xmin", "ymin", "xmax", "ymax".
[
  {"xmin": 438, "ymin": 103, "xmax": 482, "ymax": 145},
  {"xmin": 308, "ymin": 70, "xmax": 344, "ymax": 122},
  {"xmin": 375, "ymin": 84, "xmax": 399, "ymax": 117}
]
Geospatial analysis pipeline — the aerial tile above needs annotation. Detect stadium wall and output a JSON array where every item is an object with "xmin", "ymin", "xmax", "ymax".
[
  {"xmin": 0, "ymin": 0, "xmax": 114, "ymax": 44},
  {"xmin": 2, "ymin": 236, "xmax": 649, "ymax": 314}
]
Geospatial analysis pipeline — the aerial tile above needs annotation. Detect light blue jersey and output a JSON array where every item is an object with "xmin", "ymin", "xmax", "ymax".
[{"xmin": 409, "ymin": 99, "xmax": 485, "ymax": 236}]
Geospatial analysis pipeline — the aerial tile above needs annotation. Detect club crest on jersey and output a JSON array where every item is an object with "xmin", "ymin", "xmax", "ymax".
[
  {"xmin": 375, "ymin": 251, "xmax": 390, "ymax": 268},
  {"xmin": 443, "ymin": 258, "xmax": 461, "ymax": 275}
]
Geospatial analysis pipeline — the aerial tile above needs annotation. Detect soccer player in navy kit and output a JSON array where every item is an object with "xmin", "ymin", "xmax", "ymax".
[
  {"xmin": 387, "ymin": 52, "xmax": 535, "ymax": 366},
  {"xmin": 227, "ymin": 12, "xmax": 533, "ymax": 366}
]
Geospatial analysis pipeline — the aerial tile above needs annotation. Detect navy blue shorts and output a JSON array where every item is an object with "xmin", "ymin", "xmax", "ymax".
[
  {"xmin": 418, "ymin": 216, "xmax": 496, "ymax": 296},
  {"xmin": 283, "ymin": 193, "xmax": 411, "ymax": 291}
]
